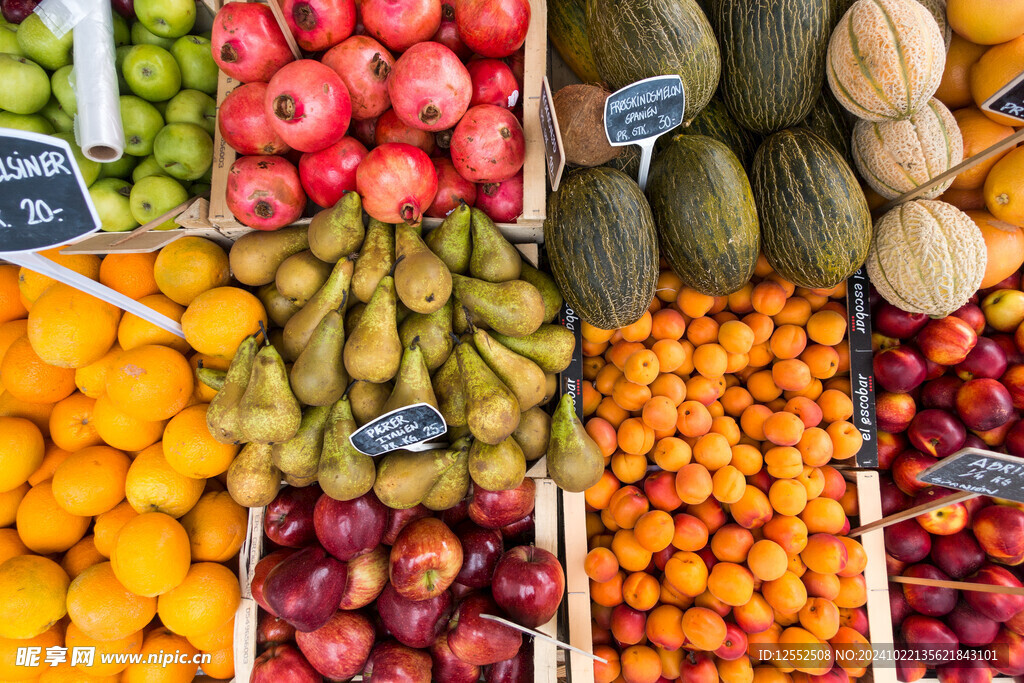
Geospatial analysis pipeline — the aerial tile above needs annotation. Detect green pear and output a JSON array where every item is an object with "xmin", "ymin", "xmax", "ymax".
[
  {"xmin": 491, "ymin": 324, "xmax": 577, "ymax": 373},
  {"xmin": 547, "ymin": 393, "xmax": 604, "ymax": 492},
  {"xmin": 472, "ymin": 328, "xmax": 546, "ymax": 411},
  {"xmin": 275, "ymin": 250, "xmax": 333, "ymax": 306},
  {"xmin": 398, "ymin": 299, "xmax": 453, "ymax": 372},
  {"xmin": 281, "ymin": 254, "xmax": 355, "ymax": 361},
  {"xmin": 432, "ymin": 349, "xmax": 467, "ymax": 427},
  {"xmin": 381, "ymin": 341, "xmax": 438, "ymax": 413},
  {"xmin": 394, "ymin": 222, "xmax": 452, "ymax": 314},
  {"xmin": 352, "ymin": 219, "xmax": 394, "ymax": 304},
  {"xmin": 349, "ymin": 380, "xmax": 393, "ymax": 426},
  {"xmin": 469, "ymin": 208, "xmax": 521, "ymax": 282},
  {"xmin": 257, "ymin": 283, "xmax": 302, "ymax": 328},
  {"xmin": 344, "ymin": 275, "xmax": 401, "ymax": 382},
  {"xmin": 468, "ymin": 435, "xmax": 526, "ymax": 492},
  {"xmin": 318, "ymin": 397, "xmax": 376, "ymax": 501},
  {"xmin": 308, "ymin": 192, "xmax": 365, "ymax": 263},
  {"xmin": 230, "ymin": 226, "xmax": 310, "ymax": 286},
  {"xmin": 290, "ymin": 304, "xmax": 348, "ymax": 407},
  {"xmin": 271, "ymin": 405, "xmax": 331, "ymax": 480},
  {"xmin": 373, "ymin": 448, "xmax": 460, "ymax": 509},
  {"xmin": 519, "ymin": 262, "xmax": 563, "ymax": 323},
  {"xmin": 238, "ymin": 344, "xmax": 302, "ymax": 444},
  {"xmin": 513, "ymin": 406, "xmax": 551, "ymax": 461},
  {"xmin": 456, "ymin": 340, "xmax": 520, "ymax": 444},
  {"xmin": 424, "ymin": 202, "xmax": 471, "ymax": 274},
  {"xmin": 227, "ymin": 442, "xmax": 281, "ymax": 508},
  {"xmin": 451, "ymin": 275, "xmax": 545, "ymax": 337},
  {"xmin": 421, "ymin": 439, "xmax": 471, "ymax": 511},
  {"xmin": 206, "ymin": 334, "xmax": 258, "ymax": 444}
]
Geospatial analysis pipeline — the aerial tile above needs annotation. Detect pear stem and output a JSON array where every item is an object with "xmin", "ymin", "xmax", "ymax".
[
  {"xmin": 257, "ymin": 321, "xmax": 270, "ymax": 347},
  {"xmin": 390, "ymin": 254, "xmax": 405, "ymax": 277},
  {"xmin": 342, "ymin": 380, "xmax": 357, "ymax": 400},
  {"xmin": 337, "ymin": 290, "xmax": 349, "ymax": 313}
]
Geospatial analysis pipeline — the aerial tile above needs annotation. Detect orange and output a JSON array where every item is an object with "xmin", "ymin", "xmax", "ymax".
[
  {"xmin": 189, "ymin": 353, "xmax": 231, "ymax": 403},
  {"xmin": 153, "ymin": 236, "xmax": 231, "ymax": 306},
  {"xmin": 181, "ymin": 286, "xmax": 268, "ymax": 358},
  {"xmin": 0, "ymin": 621, "xmax": 64, "ymax": 681},
  {"xmin": 66, "ymin": 561, "xmax": 156, "ymax": 641},
  {"xmin": 27, "ymin": 283, "xmax": 121, "ymax": 369},
  {"xmin": 0, "ymin": 528, "xmax": 28, "ymax": 566},
  {"xmin": 937, "ymin": 37, "xmax": 990, "ymax": 111},
  {"xmin": 186, "ymin": 615, "xmax": 234, "ymax": 651},
  {"xmin": 0, "ymin": 266, "xmax": 26, "ymax": 325},
  {"xmin": 162, "ymin": 404, "xmax": 238, "ymax": 479},
  {"xmin": 0, "ymin": 555, "xmax": 69, "ymax": 639},
  {"xmin": 947, "ymin": 0, "xmax": 1024, "ymax": 45},
  {"xmin": 157, "ymin": 562, "xmax": 240, "ymax": 637},
  {"xmin": 92, "ymin": 393, "xmax": 167, "ymax": 451},
  {"xmin": 0, "ymin": 335, "xmax": 76, "ymax": 404},
  {"xmin": 122, "ymin": 627, "xmax": 200, "ymax": 683},
  {"xmin": 972, "ymin": 35, "xmax": 1024, "ymax": 127},
  {"xmin": 203, "ymin": 646, "xmax": 234, "ymax": 679},
  {"xmin": 0, "ymin": 484, "xmax": 28, "ymax": 527},
  {"xmin": 951, "ymin": 107, "xmax": 1016, "ymax": 190},
  {"xmin": 74, "ymin": 343, "xmax": 124, "ymax": 399},
  {"xmin": 971, "ymin": 211, "xmax": 1024, "ymax": 288},
  {"xmin": 111, "ymin": 512, "xmax": 191, "ymax": 597},
  {"xmin": 51, "ymin": 445, "xmax": 131, "ymax": 516},
  {"xmin": 179, "ymin": 491, "xmax": 248, "ymax": 562},
  {"xmin": 39, "ymin": 660, "xmax": 121, "ymax": 681},
  {"xmin": 0, "ymin": 416, "xmax": 44, "ymax": 492},
  {"xmin": 28, "ymin": 442, "xmax": 71, "ymax": 486},
  {"xmin": 985, "ymin": 146, "xmax": 1024, "ymax": 226},
  {"xmin": 1, "ymin": 394, "xmax": 57, "ymax": 438},
  {"xmin": 18, "ymin": 248, "xmax": 101, "ymax": 304},
  {"xmin": 0, "ymin": 319, "xmax": 28, "ymax": 386},
  {"xmin": 65, "ymin": 622, "xmax": 143, "ymax": 676},
  {"xmin": 93, "ymin": 500, "xmax": 139, "ymax": 558},
  {"xmin": 61, "ymin": 534, "xmax": 106, "ymax": 579},
  {"xmin": 99, "ymin": 252, "xmax": 160, "ymax": 300},
  {"xmin": 16, "ymin": 480, "xmax": 90, "ymax": 554},
  {"xmin": 118, "ymin": 294, "xmax": 190, "ymax": 354},
  {"xmin": 125, "ymin": 443, "xmax": 204, "ymax": 518},
  {"xmin": 48, "ymin": 392, "xmax": 102, "ymax": 452},
  {"xmin": 105, "ymin": 344, "xmax": 194, "ymax": 421}
]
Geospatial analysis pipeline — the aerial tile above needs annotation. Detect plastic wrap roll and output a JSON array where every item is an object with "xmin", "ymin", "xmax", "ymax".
[{"xmin": 70, "ymin": 0, "xmax": 124, "ymax": 162}]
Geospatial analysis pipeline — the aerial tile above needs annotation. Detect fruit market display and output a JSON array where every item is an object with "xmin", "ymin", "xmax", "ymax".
[{"xmin": 1, "ymin": 0, "xmax": 218, "ymax": 232}]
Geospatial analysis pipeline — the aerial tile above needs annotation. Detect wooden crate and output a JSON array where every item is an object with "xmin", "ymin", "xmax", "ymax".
[{"xmin": 853, "ymin": 470, "xmax": 898, "ymax": 683}]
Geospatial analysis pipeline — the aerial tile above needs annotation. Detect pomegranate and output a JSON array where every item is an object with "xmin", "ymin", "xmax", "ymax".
[
  {"xmin": 266, "ymin": 59, "xmax": 352, "ymax": 153},
  {"xmin": 282, "ymin": 0, "xmax": 356, "ymax": 52},
  {"xmin": 427, "ymin": 158, "xmax": 477, "ymax": 218},
  {"xmin": 356, "ymin": 142, "xmax": 438, "ymax": 224},
  {"xmin": 361, "ymin": 0, "xmax": 441, "ymax": 53},
  {"xmin": 455, "ymin": 0, "xmax": 530, "ymax": 58},
  {"xmin": 322, "ymin": 36, "xmax": 394, "ymax": 121},
  {"xmin": 450, "ymin": 104, "xmax": 525, "ymax": 183},
  {"xmin": 507, "ymin": 46, "xmax": 525, "ymax": 90},
  {"xmin": 218, "ymin": 83, "xmax": 291, "ymax": 156},
  {"xmin": 388, "ymin": 42, "xmax": 472, "ymax": 132},
  {"xmin": 299, "ymin": 136, "xmax": 368, "ymax": 208},
  {"xmin": 226, "ymin": 156, "xmax": 305, "ymax": 231},
  {"xmin": 475, "ymin": 170, "xmax": 522, "ymax": 222},
  {"xmin": 211, "ymin": 3, "xmax": 295, "ymax": 83},
  {"xmin": 467, "ymin": 58, "xmax": 520, "ymax": 109},
  {"xmin": 350, "ymin": 116, "xmax": 379, "ymax": 148},
  {"xmin": 431, "ymin": 2, "xmax": 473, "ymax": 61},
  {"xmin": 375, "ymin": 109, "xmax": 436, "ymax": 155}
]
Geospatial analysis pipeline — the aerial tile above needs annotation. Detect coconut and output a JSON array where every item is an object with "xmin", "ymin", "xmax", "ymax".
[{"xmin": 553, "ymin": 84, "xmax": 621, "ymax": 167}]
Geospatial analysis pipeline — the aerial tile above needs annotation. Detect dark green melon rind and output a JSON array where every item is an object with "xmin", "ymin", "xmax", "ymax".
[
  {"xmin": 715, "ymin": 0, "xmax": 835, "ymax": 135},
  {"xmin": 801, "ymin": 88, "xmax": 855, "ymax": 164},
  {"xmin": 549, "ymin": 0, "xmax": 603, "ymax": 84},
  {"xmin": 586, "ymin": 0, "xmax": 721, "ymax": 122},
  {"xmin": 751, "ymin": 128, "xmax": 872, "ymax": 289},
  {"xmin": 680, "ymin": 98, "xmax": 762, "ymax": 170},
  {"xmin": 647, "ymin": 135, "xmax": 760, "ymax": 296},
  {"xmin": 544, "ymin": 167, "xmax": 659, "ymax": 329}
]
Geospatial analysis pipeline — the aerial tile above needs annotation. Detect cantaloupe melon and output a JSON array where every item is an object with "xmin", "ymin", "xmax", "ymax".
[
  {"xmin": 867, "ymin": 199, "xmax": 986, "ymax": 317},
  {"xmin": 917, "ymin": 0, "xmax": 950, "ymax": 51},
  {"xmin": 826, "ymin": 0, "xmax": 946, "ymax": 121},
  {"xmin": 852, "ymin": 98, "xmax": 963, "ymax": 200}
]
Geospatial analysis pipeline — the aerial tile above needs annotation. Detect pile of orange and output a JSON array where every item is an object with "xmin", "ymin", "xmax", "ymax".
[
  {"xmin": 0, "ymin": 238, "xmax": 261, "ymax": 681},
  {"xmin": 581, "ymin": 259, "xmax": 871, "ymax": 683}
]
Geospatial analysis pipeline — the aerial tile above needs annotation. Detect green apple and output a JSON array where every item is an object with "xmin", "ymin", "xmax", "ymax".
[
  {"xmin": 114, "ymin": 45, "xmax": 132, "ymax": 93},
  {"xmin": 129, "ymin": 22, "xmax": 175, "ymax": 50},
  {"xmin": 0, "ymin": 24, "xmax": 23, "ymax": 57},
  {"xmin": 152, "ymin": 99, "xmax": 168, "ymax": 116},
  {"xmin": 164, "ymin": 89, "xmax": 215, "ymax": 136},
  {"xmin": 134, "ymin": 0, "xmax": 195, "ymax": 39},
  {"xmin": 90, "ymin": 178, "xmax": 139, "ymax": 232},
  {"xmin": 153, "ymin": 121, "xmax": 212, "ymax": 181},
  {"xmin": 129, "ymin": 175, "xmax": 188, "ymax": 229},
  {"xmin": 119, "ymin": 95, "xmax": 164, "ymax": 156},
  {"xmin": 0, "ymin": 111, "xmax": 54, "ymax": 134},
  {"xmin": 0, "ymin": 54, "xmax": 50, "ymax": 115},
  {"xmin": 171, "ymin": 35, "xmax": 217, "ymax": 95},
  {"xmin": 123, "ymin": 44, "xmax": 181, "ymax": 102},
  {"xmin": 131, "ymin": 154, "xmax": 168, "ymax": 182},
  {"xmin": 98, "ymin": 154, "xmax": 138, "ymax": 180},
  {"xmin": 51, "ymin": 65, "xmax": 76, "ymax": 117},
  {"xmin": 16, "ymin": 14, "xmax": 73, "ymax": 71},
  {"xmin": 52, "ymin": 132, "xmax": 100, "ymax": 186},
  {"xmin": 189, "ymin": 181, "xmax": 211, "ymax": 196},
  {"xmin": 112, "ymin": 12, "xmax": 130, "ymax": 47},
  {"xmin": 39, "ymin": 97, "xmax": 73, "ymax": 132}
]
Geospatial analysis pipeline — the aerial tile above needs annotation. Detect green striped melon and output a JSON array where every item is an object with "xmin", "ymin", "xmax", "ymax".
[
  {"xmin": 647, "ymin": 135, "xmax": 760, "ymax": 295},
  {"xmin": 867, "ymin": 199, "xmax": 986, "ymax": 316},
  {"xmin": 680, "ymin": 98, "xmax": 762, "ymax": 170},
  {"xmin": 544, "ymin": 168, "xmax": 658, "ymax": 329},
  {"xmin": 852, "ymin": 97, "xmax": 963, "ymax": 200},
  {"xmin": 826, "ymin": 0, "xmax": 946, "ymax": 121},
  {"xmin": 714, "ymin": 0, "xmax": 835, "ymax": 134},
  {"xmin": 802, "ymin": 89, "xmax": 855, "ymax": 164},
  {"xmin": 751, "ymin": 128, "xmax": 872, "ymax": 289},
  {"xmin": 548, "ymin": 0, "xmax": 602, "ymax": 84},
  {"xmin": 586, "ymin": 0, "xmax": 721, "ymax": 123}
]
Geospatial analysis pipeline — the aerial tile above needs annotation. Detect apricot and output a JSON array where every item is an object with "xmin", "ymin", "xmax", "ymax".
[
  {"xmin": 634, "ymin": 510, "xmax": 674, "ymax": 553},
  {"xmin": 708, "ymin": 561, "xmax": 755, "ymax": 607},
  {"xmin": 829, "ymin": 625, "xmax": 870, "ymax": 673},
  {"xmin": 819, "ymin": 466, "xmax": 847, "ymax": 501},
  {"xmin": 839, "ymin": 485, "xmax": 858, "ymax": 517},
  {"xmin": 694, "ymin": 343, "xmax": 728, "ymax": 378},
  {"xmin": 802, "ymin": 570, "xmax": 841, "ymax": 600},
  {"xmin": 800, "ymin": 345, "xmax": 839, "ymax": 380},
  {"xmin": 800, "ymin": 497, "xmax": 846, "ymax": 534},
  {"xmin": 660, "ymin": 578, "xmax": 696, "ymax": 610},
  {"xmin": 678, "ymin": 287, "xmax": 715, "ymax": 318},
  {"xmin": 838, "ymin": 538, "xmax": 867, "ymax": 577},
  {"xmin": 596, "ymin": 396, "xmax": 629, "ymax": 428},
  {"xmin": 609, "ymin": 486, "xmax": 650, "ymax": 530},
  {"xmin": 652, "ymin": 308, "xmax": 686, "ymax": 339},
  {"xmin": 762, "ymin": 571, "xmax": 809, "ymax": 615},
  {"xmin": 665, "ymin": 550, "xmax": 709, "ymax": 598},
  {"xmin": 591, "ymin": 570, "xmax": 625, "ymax": 607},
  {"xmin": 675, "ymin": 463, "xmax": 713, "ymax": 506},
  {"xmin": 711, "ymin": 415, "xmax": 742, "ymax": 446},
  {"xmin": 740, "ymin": 404, "xmax": 773, "ymax": 441},
  {"xmin": 772, "ymin": 359, "xmax": 813, "ymax": 392},
  {"xmin": 827, "ymin": 421, "xmax": 863, "ymax": 460},
  {"xmin": 765, "ymin": 446, "xmax": 803, "ymax": 479},
  {"xmin": 796, "ymin": 466, "xmax": 825, "ymax": 500},
  {"xmin": 694, "ymin": 432, "xmax": 733, "ymax": 471},
  {"xmin": 712, "ymin": 465, "xmax": 746, "ymax": 504},
  {"xmin": 838, "ymin": 607, "xmax": 868, "ymax": 636},
  {"xmin": 613, "ymin": 376, "xmax": 653, "ymax": 412},
  {"xmin": 671, "ymin": 513, "xmax": 709, "ymax": 552},
  {"xmin": 586, "ymin": 417, "xmax": 618, "ymax": 457},
  {"xmin": 764, "ymin": 411, "xmax": 806, "ymax": 447},
  {"xmin": 658, "ymin": 645, "xmax": 684, "ymax": 680},
  {"xmin": 747, "ymin": 623, "xmax": 782, "ymax": 661},
  {"xmin": 753, "ymin": 666, "xmax": 793, "ymax": 683},
  {"xmin": 677, "ymin": 400, "xmax": 713, "ymax": 437},
  {"xmin": 646, "ymin": 604, "xmax": 685, "ymax": 651},
  {"xmin": 770, "ymin": 325, "xmax": 808, "ymax": 360},
  {"xmin": 624, "ymin": 349, "xmax": 660, "ymax": 385},
  {"xmin": 729, "ymin": 284, "xmax": 755, "ymax": 315},
  {"xmin": 612, "ymin": 450, "xmax": 648, "ymax": 484},
  {"xmin": 594, "ymin": 644, "xmax": 622, "ymax": 683},
  {"xmin": 731, "ymin": 485, "xmax": 774, "ymax": 530},
  {"xmin": 650, "ymin": 372, "xmax": 687, "ymax": 406},
  {"xmin": 731, "ymin": 444, "xmax": 764, "ymax": 477},
  {"xmin": 651, "ymin": 436, "xmax": 692, "ymax": 472},
  {"xmin": 798, "ymin": 597, "xmax": 840, "ymax": 640},
  {"xmin": 711, "ymin": 524, "xmax": 755, "ymax": 563},
  {"xmin": 743, "ymin": 312, "xmax": 775, "ymax": 344},
  {"xmin": 608, "ymin": 341, "xmax": 645, "ymax": 371},
  {"xmin": 687, "ymin": 316, "xmax": 720, "ymax": 346},
  {"xmin": 682, "ymin": 606, "xmax": 728, "ymax": 651},
  {"xmin": 778, "ymin": 627, "xmax": 831, "ymax": 675},
  {"xmin": 767, "ymin": 478, "xmax": 807, "ymax": 517},
  {"xmin": 688, "ymin": 498, "xmax": 728, "ymax": 534},
  {"xmin": 621, "ymin": 311, "xmax": 652, "ymax": 342},
  {"xmin": 623, "ymin": 571, "xmax": 661, "ymax": 612},
  {"xmin": 686, "ymin": 375, "xmax": 722, "ymax": 407},
  {"xmin": 796, "ymin": 427, "xmax": 833, "ymax": 467},
  {"xmin": 783, "ymin": 396, "xmax": 822, "ymax": 429},
  {"xmin": 734, "ymin": 593, "xmax": 776, "ymax": 635},
  {"xmin": 816, "ymin": 390, "xmax": 853, "ymax": 424},
  {"xmin": 612, "ymin": 529, "xmax": 653, "ymax": 573},
  {"xmin": 747, "ymin": 370, "xmax": 783, "ymax": 403},
  {"xmin": 785, "ymin": 378, "xmax": 823, "ymax": 402},
  {"xmin": 722, "ymin": 386, "xmax": 755, "ymax": 417},
  {"xmin": 801, "ymin": 534, "xmax": 849, "ymax": 575},
  {"xmin": 612, "ymin": 604, "xmax": 647, "ymax": 644},
  {"xmin": 788, "ymin": 552, "xmax": 807, "ymax": 577},
  {"xmin": 748, "ymin": 342, "xmax": 775, "ymax": 368},
  {"xmin": 834, "ymin": 575, "xmax": 866, "ymax": 608},
  {"xmin": 752, "ymin": 281, "xmax": 787, "ymax": 316},
  {"xmin": 585, "ymin": 469, "xmax": 621, "ymax": 510},
  {"xmin": 806, "ymin": 310, "xmax": 846, "ymax": 346},
  {"xmin": 747, "ymin": 539, "xmax": 789, "ymax": 582},
  {"xmin": 585, "ymin": 547, "xmax": 620, "ymax": 583},
  {"xmin": 718, "ymin": 655, "xmax": 755, "ymax": 683}
]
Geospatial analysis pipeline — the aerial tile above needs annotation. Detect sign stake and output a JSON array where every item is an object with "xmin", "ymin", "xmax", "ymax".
[
  {"xmin": 603, "ymin": 75, "xmax": 685, "ymax": 191},
  {"xmin": 479, "ymin": 614, "xmax": 607, "ymax": 663}
]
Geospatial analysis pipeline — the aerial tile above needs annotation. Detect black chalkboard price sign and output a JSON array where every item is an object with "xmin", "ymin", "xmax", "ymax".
[
  {"xmin": 982, "ymin": 71, "xmax": 1024, "ymax": 124},
  {"xmin": 847, "ymin": 267, "xmax": 878, "ymax": 467},
  {"xmin": 0, "ymin": 129, "xmax": 100, "ymax": 252},
  {"xmin": 349, "ymin": 402, "xmax": 448, "ymax": 457},
  {"xmin": 918, "ymin": 447, "xmax": 1024, "ymax": 504},
  {"xmin": 557, "ymin": 302, "xmax": 583, "ymax": 420},
  {"xmin": 603, "ymin": 75, "xmax": 685, "ymax": 190},
  {"xmin": 539, "ymin": 76, "xmax": 566, "ymax": 192}
]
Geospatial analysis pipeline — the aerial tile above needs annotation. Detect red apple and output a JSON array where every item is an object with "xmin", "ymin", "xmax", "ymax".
[
  {"xmin": 957, "ymin": 378, "xmax": 1015, "ymax": 431},
  {"xmin": 937, "ymin": 659, "xmax": 993, "ymax": 683},
  {"xmin": 900, "ymin": 614, "xmax": 959, "ymax": 664},
  {"xmin": 925, "ymin": 356, "xmax": 946, "ymax": 380},
  {"xmin": 1003, "ymin": 366, "xmax": 1024, "ymax": 410},
  {"xmin": 265, "ymin": 484, "xmax": 322, "ymax": 548},
  {"xmin": 992, "ymin": 627, "xmax": 1024, "ymax": 676},
  {"xmin": 921, "ymin": 377, "xmax": 964, "ymax": 411},
  {"xmin": 965, "ymin": 564, "xmax": 1024, "ymax": 621},
  {"xmin": 314, "ymin": 490, "xmax": 388, "ymax": 561},
  {"xmin": 874, "ymin": 345, "xmax": 928, "ymax": 393},
  {"xmin": 875, "ymin": 302, "xmax": 930, "ymax": 339},
  {"xmin": 877, "ymin": 391, "xmax": 918, "ymax": 433},
  {"xmin": 892, "ymin": 450, "xmax": 939, "ymax": 496},
  {"xmin": 985, "ymin": 272, "xmax": 1022, "ymax": 294},
  {"xmin": 880, "ymin": 476, "xmax": 912, "ymax": 515},
  {"xmin": 914, "ymin": 487, "xmax": 970, "ymax": 535},
  {"xmin": 879, "ymin": 431, "xmax": 909, "ymax": 469},
  {"xmin": 930, "ymin": 530, "xmax": 986, "ymax": 579},
  {"xmin": 295, "ymin": 610, "xmax": 375, "ymax": 680},
  {"xmin": 252, "ymin": 548, "xmax": 298, "ymax": 615},
  {"xmin": 1006, "ymin": 608, "xmax": 1024, "ymax": 636},
  {"xmin": 996, "ymin": 335, "xmax": 1024, "ymax": 368},
  {"xmin": 383, "ymin": 504, "xmax": 432, "ymax": 545},
  {"xmin": 890, "ymin": 584, "xmax": 913, "ymax": 628},
  {"xmin": 447, "ymin": 592, "xmax": 523, "ymax": 666},
  {"xmin": 441, "ymin": 497, "xmax": 470, "ymax": 527},
  {"xmin": 896, "ymin": 659, "xmax": 926, "ymax": 683},
  {"xmin": 485, "ymin": 640, "xmax": 533, "ymax": 682},
  {"xmin": 500, "ymin": 511, "xmax": 535, "ymax": 545},
  {"xmin": 362, "ymin": 640, "xmax": 431, "ymax": 682},
  {"xmin": 953, "ymin": 302, "xmax": 987, "ymax": 335},
  {"xmin": 377, "ymin": 583, "xmax": 453, "ymax": 648},
  {"xmin": 251, "ymin": 643, "xmax": 322, "ymax": 683},
  {"xmin": 450, "ymin": 580, "xmax": 474, "ymax": 602},
  {"xmin": 964, "ymin": 433, "xmax": 988, "ymax": 450},
  {"xmin": 902, "ymin": 564, "xmax": 957, "ymax": 616},
  {"xmin": 431, "ymin": 632, "xmax": 480, "ymax": 683},
  {"xmin": 389, "ymin": 517, "xmax": 463, "ymax": 600},
  {"xmin": 973, "ymin": 504, "xmax": 1024, "ymax": 564},
  {"xmin": 492, "ymin": 545, "xmax": 565, "ymax": 629},
  {"xmin": 455, "ymin": 521, "xmax": 504, "ymax": 589},
  {"xmin": 908, "ymin": 409, "xmax": 967, "ymax": 458},
  {"xmin": 983, "ymin": 289, "xmax": 1024, "ymax": 332},
  {"xmin": 947, "ymin": 600, "xmax": 1001, "ymax": 647},
  {"xmin": 884, "ymin": 519, "xmax": 932, "ymax": 563},
  {"xmin": 956, "ymin": 337, "xmax": 1008, "ymax": 381},
  {"xmin": 257, "ymin": 613, "xmax": 297, "ymax": 647},
  {"xmin": 337, "ymin": 544, "xmax": 389, "ymax": 610},
  {"xmin": 264, "ymin": 545, "xmax": 350, "ymax": 632},
  {"xmin": 469, "ymin": 478, "xmax": 536, "ymax": 529},
  {"xmin": 918, "ymin": 317, "xmax": 978, "ymax": 366},
  {"xmin": 714, "ymin": 622, "xmax": 748, "ymax": 661}
]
